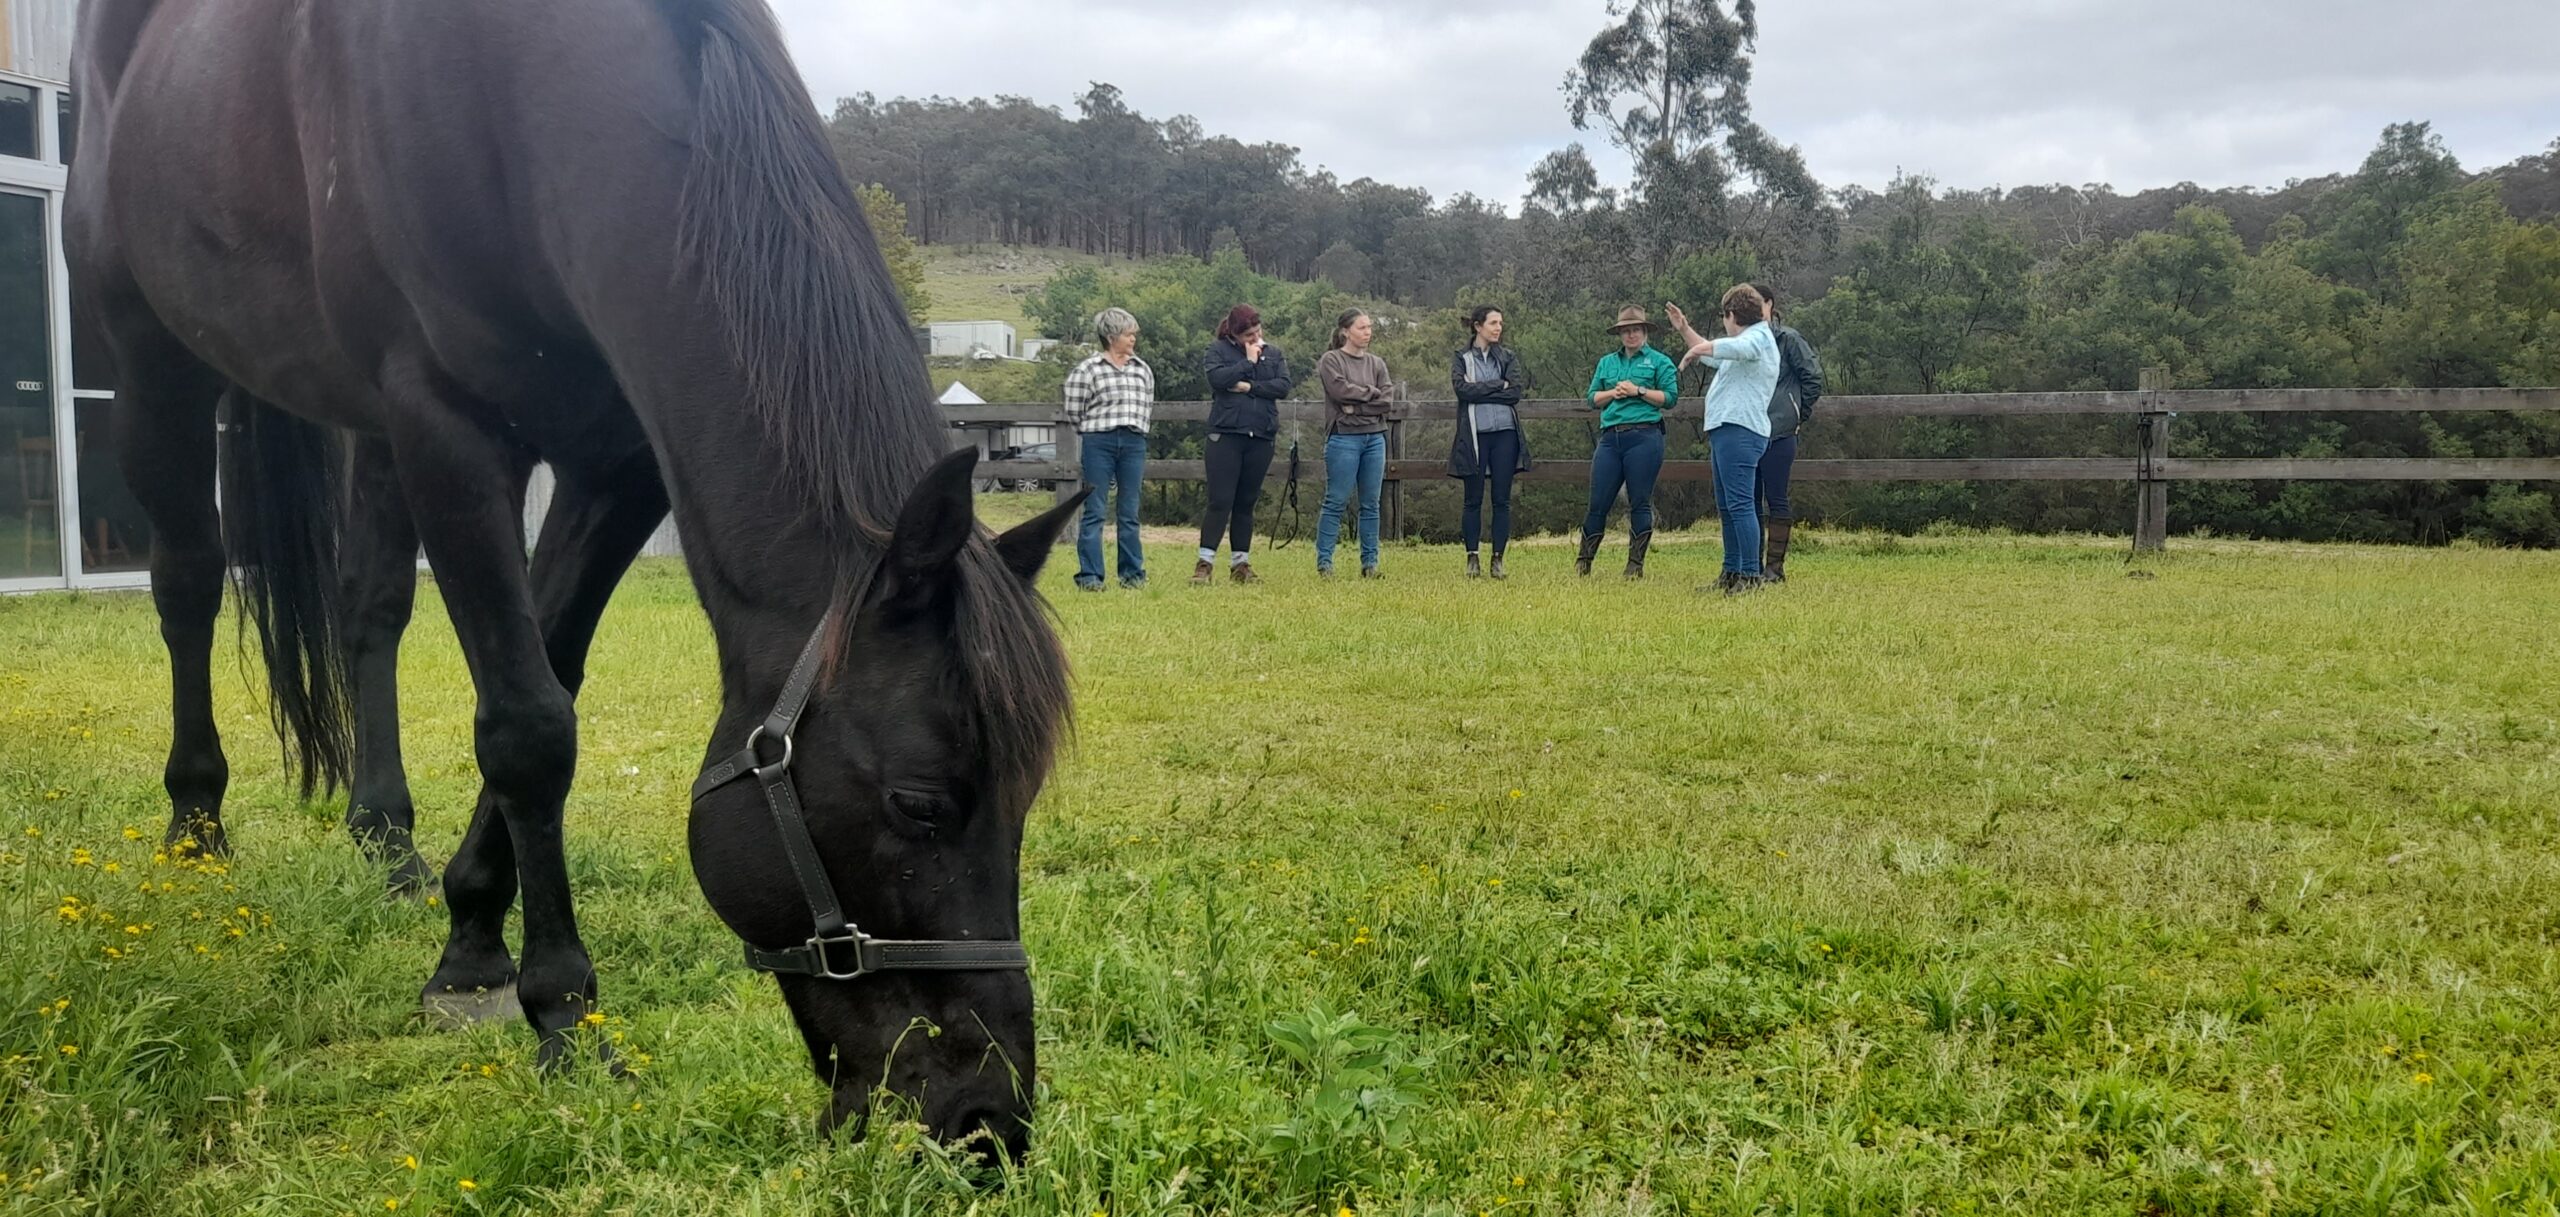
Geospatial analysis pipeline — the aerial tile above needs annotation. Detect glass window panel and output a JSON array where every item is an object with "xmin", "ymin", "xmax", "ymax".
[
  {"xmin": 74, "ymin": 399, "xmax": 147, "ymax": 573},
  {"xmin": 0, "ymin": 191, "xmax": 61, "ymax": 577},
  {"xmin": 0, "ymin": 83, "xmax": 36, "ymax": 161}
]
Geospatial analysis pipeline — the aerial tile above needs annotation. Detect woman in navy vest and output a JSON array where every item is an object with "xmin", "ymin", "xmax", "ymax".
[{"xmin": 1195, "ymin": 305, "xmax": 1293, "ymax": 584}]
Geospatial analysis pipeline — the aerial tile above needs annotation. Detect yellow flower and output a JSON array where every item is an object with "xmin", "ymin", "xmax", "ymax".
[
  {"xmin": 235, "ymin": 906, "xmax": 251, "ymax": 919},
  {"xmin": 70, "ymin": 849, "xmax": 93, "ymax": 866},
  {"xmin": 123, "ymin": 826, "xmax": 143, "ymax": 841},
  {"xmin": 1513, "ymin": 1176, "xmax": 1526, "ymax": 1188},
  {"xmin": 385, "ymin": 1201, "xmax": 399, "ymax": 1211},
  {"xmin": 630, "ymin": 1101, "xmax": 644, "ymax": 1112},
  {"xmin": 2412, "ymin": 1072, "xmax": 2434, "ymax": 1086},
  {"xmin": 580, "ymin": 1011, "xmax": 606, "ymax": 1029},
  {"xmin": 402, "ymin": 1155, "xmax": 418, "ymax": 1171},
  {"xmin": 23, "ymin": 826, "xmax": 39, "ymax": 838},
  {"xmin": 2379, "ymin": 1044, "xmax": 2398, "ymax": 1057},
  {"xmin": 101, "ymin": 861, "xmax": 120, "ymax": 874},
  {"xmin": 1487, "ymin": 878, "xmax": 1504, "ymax": 888},
  {"xmin": 59, "ymin": 1044, "xmax": 77, "ymax": 1056},
  {"xmin": 1818, "ymin": 943, "xmax": 1833, "ymax": 953},
  {"xmin": 457, "ymin": 1179, "xmax": 476, "ymax": 1192},
  {"xmin": 125, "ymin": 925, "xmax": 141, "ymax": 936}
]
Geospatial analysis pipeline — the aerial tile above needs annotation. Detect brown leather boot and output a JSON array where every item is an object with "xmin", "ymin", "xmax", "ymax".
[
  {"xmin": 1191, "ymin": 559, "xmax": 1214, "ymax": 585},
  {"xmin": 1230, "ymin": 561, "xmax": 1260, "ymax": 585},
  {"xmin": 1764, "ymin": 517, "xmax": 1792, "ymax": 583},
  {"xmin": 1575, "ymin": 531, "xmax": 1604, "ymax": 577},
  {"xmin": 1623, "ymin": 531, "xmax": 1652, "ymax": 579}
]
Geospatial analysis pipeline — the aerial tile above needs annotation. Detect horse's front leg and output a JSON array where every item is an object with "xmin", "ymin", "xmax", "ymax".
[{"xmin": 384, "ymin": 366, "xmax": 598, "ymax": 1068}]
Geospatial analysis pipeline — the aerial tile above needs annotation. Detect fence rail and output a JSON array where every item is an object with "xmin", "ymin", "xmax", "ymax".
[{"xmin": 955, "ymin": 375, "xmax": 2560, "ymax": 551}]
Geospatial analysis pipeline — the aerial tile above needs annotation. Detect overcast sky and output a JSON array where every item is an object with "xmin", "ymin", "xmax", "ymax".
[{"xmin": 772, "ymin": 1, "xmax": 2560, "ymax": 210}]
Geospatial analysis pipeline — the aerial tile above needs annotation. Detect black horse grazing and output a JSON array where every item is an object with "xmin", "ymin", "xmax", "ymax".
[{"xmin": 68, "ymin": 0, "xmax": 1082, "ymax": 1155}]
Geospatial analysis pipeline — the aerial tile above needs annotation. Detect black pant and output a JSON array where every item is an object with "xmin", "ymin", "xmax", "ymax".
[
  {"xmin": 1462, "ymin": 428, "xmax": 1520, "ymax": 554},
  {"xmin": 1199, "ymin": 431, "xmax": 1276, "ymax": 556}
]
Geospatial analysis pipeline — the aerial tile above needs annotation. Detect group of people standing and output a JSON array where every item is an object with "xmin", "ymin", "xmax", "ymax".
[{"xmin": 1056, "ymin": 284, "xmax": 1821, "ymax": 594}]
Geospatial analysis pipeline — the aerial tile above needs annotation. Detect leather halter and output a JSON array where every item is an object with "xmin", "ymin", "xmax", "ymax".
[{"xmin": 689, "ymin": 621, "xmax": 1029, "ymax": 980}]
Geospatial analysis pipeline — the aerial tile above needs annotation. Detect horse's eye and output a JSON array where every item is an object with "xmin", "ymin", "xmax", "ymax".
[{"xmin": 886, "ymin": 789, "xmax": 948, "ymax": 825}]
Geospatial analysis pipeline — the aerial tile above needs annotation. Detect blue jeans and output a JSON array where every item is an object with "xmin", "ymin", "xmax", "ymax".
[
  {"xmin": 1316, "ymin": 432, "xmax": 1386, "ymax": 570},
  {"xmin": 1709, "ymin": 424, "xmax": 1768, "ymax": 576},
  {"xmin": 1757, "ymin": 434, "xmax": 1797, "ymax": 520},
  {"xmin": 1076, "ymin": 430, "xmax": 1147, "ymax": 586},
  {"xmin": 1581, "ymin": 425, "xmax": 1666, "ymax": 538}
]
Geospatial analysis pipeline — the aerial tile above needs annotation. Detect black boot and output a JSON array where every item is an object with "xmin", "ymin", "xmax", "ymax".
[
  {"xmin": 1764, "ymin": 517, "xmax": 1792, "ymax": 584},
  {"xmin": 1489, "ymin": 550, "xmax": 1507, "ymax": 580},
  {"xmin": 1575, "ymin": 531, "xmax": 1604, "ymax": 577},
  {"xmin": 1466, "ymin": 552, "xmax": 1482, "ymax": 579},
  {"xmin": 1623, "ymin": 531, "xmax": 1652, "ymax": 579}
]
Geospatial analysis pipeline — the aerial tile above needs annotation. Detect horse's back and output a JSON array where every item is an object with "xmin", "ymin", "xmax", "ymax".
[{"xmin": 72, "ymin": 0, "xmax": 706, "ymax": 449}]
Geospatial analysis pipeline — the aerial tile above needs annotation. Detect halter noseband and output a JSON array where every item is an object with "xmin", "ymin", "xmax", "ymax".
[{"xmin": 689, "ymin": 621, "xmax": 1029, "ymax": 981}]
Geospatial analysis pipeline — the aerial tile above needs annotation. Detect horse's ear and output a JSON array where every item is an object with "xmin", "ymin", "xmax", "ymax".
[
  {"xmin": 994, "ymin": 491, "xmax": 1088, "ymax": 584},
  {"xmin": 877, "ymin": 449, "xmax": 980, "ymax": 609}
]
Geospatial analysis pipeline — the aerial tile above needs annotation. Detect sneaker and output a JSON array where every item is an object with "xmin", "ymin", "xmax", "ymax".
[
  {"xmin": 1074, "ymin": 579, "xmax": 1105, "ymax": 593},
  {"xmin": 1191, "ymin": 560, "xmax": 1214, "ymax": 585}
]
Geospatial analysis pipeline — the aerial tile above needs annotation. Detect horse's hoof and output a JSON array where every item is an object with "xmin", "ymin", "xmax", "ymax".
[
  {"xmin": 420, "ymin": 983, "xmax": 522, "ymax": 1030},
  {"xmin": 385, "ymin": 855, "xmax": 439, "ymax": 901}
]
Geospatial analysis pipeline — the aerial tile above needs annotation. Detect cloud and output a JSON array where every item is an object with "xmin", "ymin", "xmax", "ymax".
[{"xmin": 771, "ymin": 0, "xmax": 2560, "ymax": 204}]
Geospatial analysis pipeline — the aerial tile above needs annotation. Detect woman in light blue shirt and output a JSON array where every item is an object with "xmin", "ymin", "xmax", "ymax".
[{"xmin": 1671, "ymin": 285, "xmax": 1781, "ymax": 595}]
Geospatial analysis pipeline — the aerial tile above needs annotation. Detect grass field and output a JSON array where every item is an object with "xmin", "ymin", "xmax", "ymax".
[
  {"xmin": 6, "ymin": 522, "xmax": 2560, "ymax": 1215},
  {"xmin": 922, "ymin": 246, "xmax": 1133, "ymax": 334}
]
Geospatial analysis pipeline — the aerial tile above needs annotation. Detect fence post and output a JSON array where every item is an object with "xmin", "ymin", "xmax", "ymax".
[
  {"xmin": 1384, "ymin": 388, "xmax": 1407, "ymax": 541},
  {"xmin": 2135, "ymin": 365, "xmax": 2171, "ymax": 552},
  {"xmin": 1053, "ymin": 418, "xmax": 1082, "ymax": 511}
]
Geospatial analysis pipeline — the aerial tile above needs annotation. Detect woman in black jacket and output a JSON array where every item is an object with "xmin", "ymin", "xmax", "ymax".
[
  {"xmin": 1195, "ymin": 304, "xmax": 1293, "ymax": 584},
  {"xmin": 1447, "ymin": 305, "xmax": 1531, "ymax": 578}
]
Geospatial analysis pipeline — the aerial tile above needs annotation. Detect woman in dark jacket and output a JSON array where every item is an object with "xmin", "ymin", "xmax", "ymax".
[
  {"xmin": 1447, "ymin": 305, "xmax": 1531, "ymax": 578},
  {"xmin": 1195, "ymin": 304, "xmax": 1293, "ymax": 584}
]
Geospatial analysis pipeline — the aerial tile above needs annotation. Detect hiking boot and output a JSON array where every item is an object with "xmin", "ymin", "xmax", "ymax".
[
  {"xmin": 1489, "ymin": 551, "xmax": 1507, "ymax": 580},
  {"xmin": 1575, "ymin": 531, "xmax": 1604, "ymax": 577},
  {"xmin": 1700, "ymin": 571, "xmax": 1736, "ymax": 595},
  {"xmin": 1360, "ymin": 565, "xmax": 1381, "ymax": 579},
  {"xmin": 1763, "ymin": 517, "xmax": 1792, "ymax": 584},
  {"xmin": 1723, "ymin": 573, "xmax": 1763, "ymax": 597},
  {"xmin": 1074, "ymin": 579, "xmax": 1105, "ymax": 593},
  {"xmin": 1230, "ymin": 562, "xmax": 1260, "ymax": 585},
  {"xmin": 1191, "ymin": 560, "xmax": 1214, "ymax": 585},
  {"xmin": 1317, "ymin": 564, "xmax": 1335, "ymax": 579},
  {"xmin": 1466, "ymin": 552, "xmax": 1482, "ymax": 579},
  {"xmin": 1623, "ymin": 530, "xmax": 1653, "ymax": 580},
  {"xmin": 1121, "ymin": 575, "xmax": 1148, "ymax": 591}
]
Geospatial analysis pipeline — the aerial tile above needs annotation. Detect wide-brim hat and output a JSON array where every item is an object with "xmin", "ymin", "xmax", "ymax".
[{"xmin": 1607, "ymin": 306, "xmax": 1653, "ymax": 334}]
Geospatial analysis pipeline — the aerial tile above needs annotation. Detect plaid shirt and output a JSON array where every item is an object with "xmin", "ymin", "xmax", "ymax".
[{"xmin": 1061, "ymin": 353, "xmax": 1155, "ymax": 433}]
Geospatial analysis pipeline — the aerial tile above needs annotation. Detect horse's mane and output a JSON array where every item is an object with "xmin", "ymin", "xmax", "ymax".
[{"xmin": 676, "ymin": 0, "xmax": 1069, "ymax": 794}]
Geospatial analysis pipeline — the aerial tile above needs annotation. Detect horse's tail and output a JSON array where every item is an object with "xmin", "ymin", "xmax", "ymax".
[{"xmin": 217, "ymin": 390, "xmax": 354, "ymax": 800}]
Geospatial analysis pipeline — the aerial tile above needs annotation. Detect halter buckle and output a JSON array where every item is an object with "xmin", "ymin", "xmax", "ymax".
[{"xmin": 808, "ymin": 930, "xmax": 869, "ymax": 980}]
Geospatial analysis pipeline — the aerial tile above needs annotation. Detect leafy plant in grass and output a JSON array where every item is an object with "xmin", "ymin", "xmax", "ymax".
[{"xmin": 1260, "ymin": 1004, "xmax": 1436, "ymax": 1196}]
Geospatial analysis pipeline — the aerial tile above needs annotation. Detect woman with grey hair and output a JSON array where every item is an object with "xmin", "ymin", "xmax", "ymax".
[{"xmin": 1061, "ymin": 307, "xmax": 1156, "ymax": 590}]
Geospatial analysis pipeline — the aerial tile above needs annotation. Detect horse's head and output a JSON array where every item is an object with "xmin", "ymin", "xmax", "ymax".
[{"xmin": 688, "ymin": 450, "xmax": 1082, "ymax": 1161}]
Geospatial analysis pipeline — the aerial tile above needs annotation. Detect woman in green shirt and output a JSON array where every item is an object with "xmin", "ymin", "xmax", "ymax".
[{"xmin": 1577, "ymin": 306, "xmax": 1680, "ymax": 578}]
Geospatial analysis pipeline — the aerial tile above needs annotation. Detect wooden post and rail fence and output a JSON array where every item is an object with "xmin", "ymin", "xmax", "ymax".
[{"xmin": 948, "ymin": 369, "xmax": 2560, "ymax": 552}]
